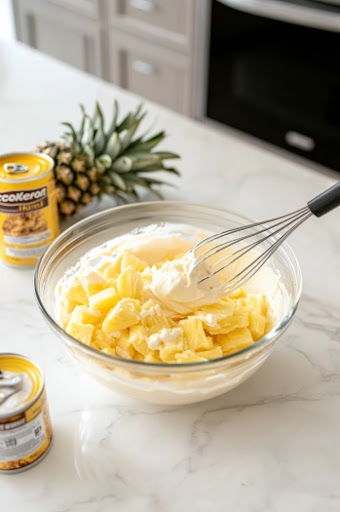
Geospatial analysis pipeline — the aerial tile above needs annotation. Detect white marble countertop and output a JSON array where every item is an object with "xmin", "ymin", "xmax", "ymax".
[{"xmin": 0, "ymin": 42, "xmax": 339, "ymax": 512}]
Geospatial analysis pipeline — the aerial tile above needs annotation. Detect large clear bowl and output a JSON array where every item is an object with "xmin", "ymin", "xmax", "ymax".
[{"xmin": 34, "ymin": 201, "xmax": 302, "ymax": 405}]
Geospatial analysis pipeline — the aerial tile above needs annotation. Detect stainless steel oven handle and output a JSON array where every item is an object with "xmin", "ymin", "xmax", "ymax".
[{"xmin": 217, "ymin": 0, "xmax": 340, "ymax": 32}]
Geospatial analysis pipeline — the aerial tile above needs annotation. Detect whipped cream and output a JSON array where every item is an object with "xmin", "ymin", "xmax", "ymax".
[
  {"xmin": 147, "ymin": 251, "xmax": 222, "ymax": 314},
  {"xmin": 148, "ymin": 328, "xmax": 182, "ymax": 350}
]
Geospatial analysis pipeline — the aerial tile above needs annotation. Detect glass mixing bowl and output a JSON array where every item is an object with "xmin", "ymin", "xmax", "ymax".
[{"xmin": 34, "ymin": 201, "xmax": 302, "ymax": 405}]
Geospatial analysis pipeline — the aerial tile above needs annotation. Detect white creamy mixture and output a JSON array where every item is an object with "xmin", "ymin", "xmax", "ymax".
[
  {"xmin": 147, "ymin": 251, "xmax": 222, "ymax": 315},
  {"xmin": 57, "ymin": 223, "xmax": 283, "ymax": 352}
]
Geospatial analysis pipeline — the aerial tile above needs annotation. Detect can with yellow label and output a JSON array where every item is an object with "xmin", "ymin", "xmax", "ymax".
[
  {"xmin": 0, "ymin": 353, "xmax": 53, "ymax": 473},
  {"xmin": 0, "ymin": 153, "xmax": 59, "ymax": 267}
]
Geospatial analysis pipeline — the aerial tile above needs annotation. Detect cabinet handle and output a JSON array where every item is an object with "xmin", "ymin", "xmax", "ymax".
[
  {"xmin": 129, "ymin": 0, "xmax": 154, "ymax": 12},
  {"xmin": 132, "ymin": 60, "xmax": 155, "ymax": 75}
]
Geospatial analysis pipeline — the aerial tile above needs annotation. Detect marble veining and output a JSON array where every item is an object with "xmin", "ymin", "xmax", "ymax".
[{"xmin": 0, "ymin": 42, "xmax": 339, "ymax": 512}]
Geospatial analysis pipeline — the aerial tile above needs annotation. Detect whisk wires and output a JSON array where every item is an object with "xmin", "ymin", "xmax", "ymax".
[{"xmin": 191, "ymin": 206, "xmax": 312, "ymax": 293}]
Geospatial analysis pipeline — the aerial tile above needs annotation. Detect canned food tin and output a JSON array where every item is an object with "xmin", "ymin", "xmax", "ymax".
[
  {"xmin": 0, "ymin": 354, "xmax": 53, "ymax": 473},
  {"xmin": 0, "ymin": 153, "xmax": 59, "ymax": 267}
]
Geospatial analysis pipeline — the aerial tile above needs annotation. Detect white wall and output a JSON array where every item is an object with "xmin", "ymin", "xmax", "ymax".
[{"xmin": 0, "ymin": 0, "xmax": 16, "ymax": 42}]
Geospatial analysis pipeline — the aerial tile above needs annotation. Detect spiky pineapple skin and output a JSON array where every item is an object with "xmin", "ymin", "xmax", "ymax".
[{"xmin": 36, "ymin": 141, "xmax": 100, "ymax": 216}]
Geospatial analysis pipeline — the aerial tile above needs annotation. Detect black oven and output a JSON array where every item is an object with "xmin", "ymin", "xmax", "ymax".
[{"xmin": 207, "ymin": 0, "xmax": 340, "ymax": 171}]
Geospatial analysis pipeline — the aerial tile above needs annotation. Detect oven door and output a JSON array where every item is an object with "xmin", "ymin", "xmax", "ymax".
[{"xmin": 207, "ymin": 0, "xmax": 340, "ymax": 170}]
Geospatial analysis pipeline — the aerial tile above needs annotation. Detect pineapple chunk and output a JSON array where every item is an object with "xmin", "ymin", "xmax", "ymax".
[
  {"xmin": 129, "ymin": 325, "xmax": 148, "ymax": 355},
  {"xmin": 180, "ymin": 317, "xmax": 213, "ymax": 351},
  {"xmin": 204, "ymin": 304, "xmax": 249, "ymax": 335},
  {"xmin": 198, "ymin": 346, "xmax": 223, "ymax": 360},
  {"xmin": 134, "ymin": 352, "xmax": 145, "ymax": 361},
  {"xmin": 58, "ymin": 298, "xmax": 77, "ymax": 328},
  {"xmin": 80, "ymin": 271, "xmax": 105, "ymax": 296},
  {"xmin": 102, "ymin": 298, "xmax": 140, "ymax": 334},
  {"xmin": 249, "ymin": 311, "xmax": 266, "ymax": 341},
  {"xmin": 103, "ymin": 255, "xmax": 123, "ymax": 279},
  {"xmin": 121, "ymin": 251, "xmax": 147, "ymax": 272},
  {"xmin": 140, "ymin": 267, "xmax": 153, "ymax": 285},
  {"xmin": 216, "ymin": 327, "xmax": 253, "ymax": 355},
  {"xmin": 96, "ymin": 260, "xmax": 112, "ymax": 275},
  {"xmin": 159, "ymin": 337, "xmax": 185, "ymax": 362},
  {"xmin": 175, "ymin": 350, "xmax": 207, "ymax": 363},
  {"xmin": 116, "ymin": 330, "xmax": 136, "ymax": 359},
  {"xmin": 66, "ymin": 279, "xmax": 88, "ymax": 305},
  {"xmin": 140, "ymin": 299, "xmax": 171, "ymax": 330},
  {"xmin": 89, "ymin": 287, "xmax": 118, "ymax": 312},
  {"xmin": 144, "ymin": 351, "xmax": 162, "ymax": 363},
  {"xmin": 67, "ymin": 321, "xmax": 94, "ymax": 345},
  {"xmin": 145, "ymin": 327, "xmax": 185, "ymax": 361},
  {"xmin": 68, "ymin": 305, "xmax": 101, "ymax": 325},
  {"xmin": 92, "ymin": 329, "xmax": 116, "ymax": 350},
  {"xmin": 116, "ymin": 269, "xmax": 143, "ymax": 299},
  {"xmin": 244, "ymin": 294, "xmax": 268, "ymax": 316},
  {"xmin": 101, "ymin": 346, "xmax": 116, "ymax": 356}
]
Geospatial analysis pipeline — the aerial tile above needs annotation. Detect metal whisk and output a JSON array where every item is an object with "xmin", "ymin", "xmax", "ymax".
[{"xmin": 190, "ymin": 181, "xmax": 340, "ymax": 294}]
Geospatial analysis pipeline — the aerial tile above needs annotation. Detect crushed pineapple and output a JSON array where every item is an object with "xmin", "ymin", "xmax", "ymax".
[
  {"xmin": 89, "ymin": 287, "xmax": 118, "ymax": 311},
  {"xmin": 60, "ymin": 247, "xmax": 272, "ymax": 363}
]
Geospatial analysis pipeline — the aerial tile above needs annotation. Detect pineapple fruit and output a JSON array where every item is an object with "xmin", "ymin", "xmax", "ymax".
[
  {"xmin": 37, "ymin": 101, "xmax": 180, "ymax": 216},
  {"xmin": 60, "ymin": 247, "xmax": 272, "ymax": 364}
]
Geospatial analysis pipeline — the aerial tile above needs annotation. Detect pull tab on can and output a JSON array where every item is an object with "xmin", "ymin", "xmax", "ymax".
[
  {"xmin": 4, "ymin": 163, "xmax": 29, "ymax": 174},
  {"xmin": 0, "ymin": 370, "xmax": 23, "ymax": 405}
]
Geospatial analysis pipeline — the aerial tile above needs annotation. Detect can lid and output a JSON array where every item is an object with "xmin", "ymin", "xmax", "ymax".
[
  {"xmin": 0, "ymin": 153, "xmax": 53, "ymax": 182},
  {"xmin": 0, "ymin": 354, "xmax": 43, "ymax": 417}
]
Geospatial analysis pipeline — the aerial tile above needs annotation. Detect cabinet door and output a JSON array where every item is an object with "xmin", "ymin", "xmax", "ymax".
[
  {"xmin": 13, "ymin": 0, "xmax": 102, "ymax": 76},
  {"xmin": 109, "ymin": 31, "xmax": 191, "ymax": 114},
  {"xmin": 43, "ymin": 0, "xmax": 100, "ymax": 19},
  {"xmin": 108, "ymin": 0, "xmax": 195, "ymax": 54}
]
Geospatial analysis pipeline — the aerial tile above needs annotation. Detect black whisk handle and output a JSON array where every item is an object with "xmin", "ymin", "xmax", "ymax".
[{"xmin": 307, "ymin": 181, "xmax": 340, "ymax": 217}]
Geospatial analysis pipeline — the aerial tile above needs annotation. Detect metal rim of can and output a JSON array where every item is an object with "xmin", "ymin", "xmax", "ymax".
[
  {"xmin": 0, "ymin": 153, "xmax": 54, "ymax": 184},
  {"xmin": 0, "ymin": 353, "xmax": 45, "ymax": 420}
]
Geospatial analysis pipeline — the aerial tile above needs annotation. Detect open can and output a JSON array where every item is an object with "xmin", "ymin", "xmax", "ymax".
[{"xmin": 0, "ymin": 353, "xmax": 53, "ymax": 473}]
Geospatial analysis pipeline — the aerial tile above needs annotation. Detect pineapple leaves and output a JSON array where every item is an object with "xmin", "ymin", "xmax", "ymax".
[
  {"xmin": 112, "ymin": 156, "xmax": 132, "ymax": 173},
  {"xmin": 81, "ymin": 115, "xmax": 95, "ymax": 147},
  {"xmin": 119, "ymin": 116, "xmax": 145, "ymax": 152},
  {"xmin": 53, "ymin": 100, "xmax": 180, "ymax": 215},
  {"xmin": 95, "ymin": 154, "xmax": 112, "ymax": 173},
  {"xmin": 124, "ymin": 131, "xmax": 166, "ymax": 155},
  {"xmin": 109, "ymin": 171, "xmax": 128, "ymax": 191},
  {"xmin": 131, "ymin": 156, "xmax": 162, "ymax": 170},
  {"xmin": 106, "ymin": 99, "xmax": 119, "ymax": 139},
  {"xmin": 93, "ymin": 102, "xmax": 105, "ymax": 131},
  {"xmin": 61, "ymin": 122, "xmax": 80, "ymax": 152},
  {"xmin": 93, "ymin": 126, "xmax": 106, "ymax": 156},
  {"xmin": 151, "ymin": 151, "xmax": 180, "ymax": 160},
  {"xmin": 61, "ymin": 122, "xmax": 77, "ymax": 140},
  {"xmin": 134, "ymin": 165, "xmax": 180, "ymax": 175},
  {"xmin": 83, "ymin": 144, "xmax": 95, "ymax": 162},
  {"xmin": 78, "ymin": 104, "xmax": 86, "ymax": 140},
  {"xmin": 105, "ymin": 132, "xmax": 121, "ymax": 159},
  {"xmin": 116, "ymin": 113, "xmax": 134, "ymax": 133}
]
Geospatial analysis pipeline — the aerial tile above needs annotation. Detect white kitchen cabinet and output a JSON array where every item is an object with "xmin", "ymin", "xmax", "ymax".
[
  {"xmin": 109, "ymin": 30, "xmax": 191, "ymax": 114},
  {"xmin": 12, "ymin": 0, "xmax": 210, "ymax": 116},
  {"xmin": 13, "ymin": 0, "xmax": 102, "ymax": 76},
  {"xmin": 107, "ymin": 0, "xmax": 195, "ymax": 54}
]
